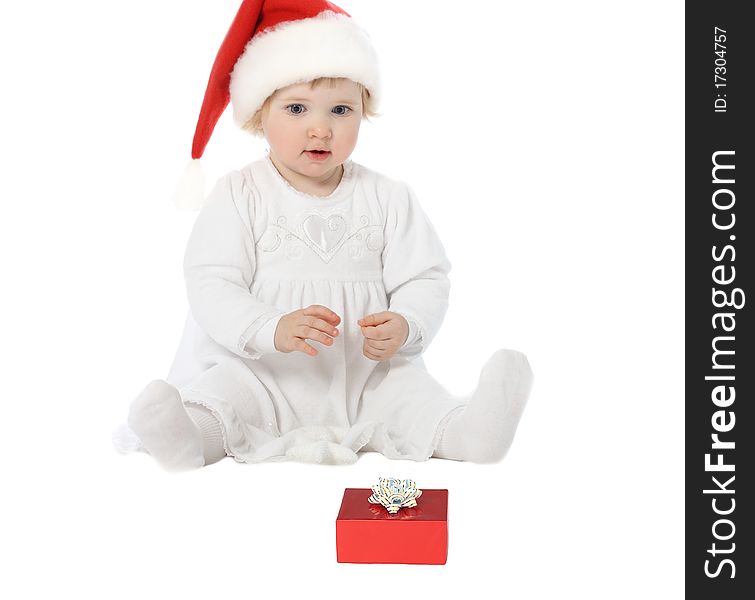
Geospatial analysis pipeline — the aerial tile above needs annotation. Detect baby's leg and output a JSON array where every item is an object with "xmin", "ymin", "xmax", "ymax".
[
  {"xmin": 127, "ymin": 380, "xmax": 226, "ymax": 471},
  {"xmin": 433, "ymin": 349, "xmax": 533, "ymax": 463},
  {"xmin": 184, "ymin": 403, "xmax": 226, "ymax": 466}
]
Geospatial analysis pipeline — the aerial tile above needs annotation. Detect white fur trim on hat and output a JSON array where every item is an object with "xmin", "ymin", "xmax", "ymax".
[{"xmin": 229, "ymin": 10, "xmax": 381, "ymax": 127}]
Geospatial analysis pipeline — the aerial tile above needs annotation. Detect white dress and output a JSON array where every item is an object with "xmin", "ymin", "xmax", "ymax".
[{"xmin": 163, "ymin": 153, "xmax": 467, "ymax": 464}]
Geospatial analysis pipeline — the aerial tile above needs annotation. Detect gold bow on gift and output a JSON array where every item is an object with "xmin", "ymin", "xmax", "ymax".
[{"xmin": 367, "ymin": 477, "xmax": 423, "ymax": 514}]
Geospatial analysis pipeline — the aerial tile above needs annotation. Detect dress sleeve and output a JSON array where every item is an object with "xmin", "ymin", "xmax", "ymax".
[
  {"xmin": 381, "ymin": 182, "xmax": 451, "ymax": 359},
  {"xmin": 183, "ymin": 171, "xmax": 286, "ymax": 359}
]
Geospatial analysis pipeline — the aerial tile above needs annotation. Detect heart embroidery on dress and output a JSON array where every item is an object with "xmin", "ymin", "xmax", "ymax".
[{"xmin": 302, "ymin": 214, "xmax": 347, "ymax": 255}]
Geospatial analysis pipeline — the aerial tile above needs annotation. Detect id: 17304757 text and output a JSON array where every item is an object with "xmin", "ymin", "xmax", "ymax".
[{"xmin": 713, "ymin": 26, "xmax": 727, "ymax": 113}]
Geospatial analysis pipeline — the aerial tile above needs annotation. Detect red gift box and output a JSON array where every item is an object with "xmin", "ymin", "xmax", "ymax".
[{"xmin": 335, "ymin": 488, "xmax": 448, "ymax": 565}]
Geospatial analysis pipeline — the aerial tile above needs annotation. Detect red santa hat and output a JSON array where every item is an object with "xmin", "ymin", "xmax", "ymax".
[{"xmin": 173, "ymin": 0, "xmax": 381, "ymax": 209}]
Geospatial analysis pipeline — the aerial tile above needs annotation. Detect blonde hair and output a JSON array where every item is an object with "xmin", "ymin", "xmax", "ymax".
[{"xmin": 241, "ymin": 77, "xmax": 380, "ymax": 138}]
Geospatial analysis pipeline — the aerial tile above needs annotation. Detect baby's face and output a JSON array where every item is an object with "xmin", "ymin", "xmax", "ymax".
[{"xmin": 261, "ymin": 78, "xmax": 363, "ymax": 182}]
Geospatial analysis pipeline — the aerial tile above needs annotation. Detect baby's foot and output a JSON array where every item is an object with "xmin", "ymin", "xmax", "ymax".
[
  {"xmin": 435, "ymin": 349, "xmax": 533, "ymax": 463},
  {"xmin": 127, "ymin": 380, "xmax": 204, "ymax": 471}
]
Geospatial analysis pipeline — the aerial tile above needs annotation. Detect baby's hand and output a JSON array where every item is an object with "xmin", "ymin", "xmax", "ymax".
[
  {"xmin": 274, "ymin": 304, "xmax": 341, "ymax": 357},
  {"xmin": 357, "ymin": 311, "xmax": 409, "ymax": 362}
]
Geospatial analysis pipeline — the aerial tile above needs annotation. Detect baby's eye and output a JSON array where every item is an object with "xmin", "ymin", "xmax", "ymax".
[
  {"xmin": 333, "ymin": 105, "xmax": 352, "ymax": 116},
  {"xmin": 285, "ymin": 104, "xmax": 306, "ymax": 115}
]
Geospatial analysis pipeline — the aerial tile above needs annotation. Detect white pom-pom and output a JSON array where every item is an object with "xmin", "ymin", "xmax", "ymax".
[
  {"xmin": 172, "ymin": 159, "xmax": 206, "ymax": 210},
  {"xmin": 111, "ymin": 423, "xmax": 144, "ymax": 454}
]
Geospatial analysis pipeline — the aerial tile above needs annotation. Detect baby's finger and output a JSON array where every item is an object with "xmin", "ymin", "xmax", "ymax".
[
  {"xmin": 294, "ymin": 338, "xmax": 318, "ymax": 356},
  {"xmin": 361, "ymin": 324, "xmax": 391, "ymax": 341},
  {"xmin": 358, "ymin": 312, "xmax": 390, "ymax": 327},
  {"xmin": 301, "ymin": 316, "xmax": 339, "ymax": 337},
  {"xmin": 297, "ymin": 325, "xmax": 335, "ymax": 346},
  {"xmin": 362, "ymin": 345, "xmax": 382, "ymax": 361},
  {"xmin": 365, "ymin": 338, "xmax": 389, "ymax": 352},
  {"xmin": 304, "ymin": 305, "xmax": 341, "ymax": 325}
]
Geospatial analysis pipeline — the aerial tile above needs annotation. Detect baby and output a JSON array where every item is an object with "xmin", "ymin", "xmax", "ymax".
[{"xmin": 115, "ymin": 0, "xmax": 533, "ymax": 471}]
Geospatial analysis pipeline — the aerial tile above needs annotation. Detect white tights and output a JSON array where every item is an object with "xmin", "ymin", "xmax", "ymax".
[
  {"xmin": 432, "ymin": 349, "xmax": 532, "ymax": 463},
  {"xmin": 127, "ymin": 380, "xmax": 226, "ymax": 471},
  {"xmin": 184, "ymin": 403, "xmax": 227, "ymax": 466},
  {"xmin": 126, "ymin": 349, "xmax": 532, "ymax": 470}
]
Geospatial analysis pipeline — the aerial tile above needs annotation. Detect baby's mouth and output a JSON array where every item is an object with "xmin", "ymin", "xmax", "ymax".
[{"xmin": 304, "ymin": 150, "xmax": 332, "ymax": 160}]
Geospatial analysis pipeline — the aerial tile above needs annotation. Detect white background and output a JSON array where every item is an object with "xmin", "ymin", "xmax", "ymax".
[{"xmin": 1, "ymin": 1, "xmax": 684, "ymax": 598}]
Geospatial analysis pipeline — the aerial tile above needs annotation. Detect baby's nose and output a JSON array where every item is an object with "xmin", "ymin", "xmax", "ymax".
[{"xmin": 308, "ymin": 124, "xmax": 331, "ymax": 137}]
